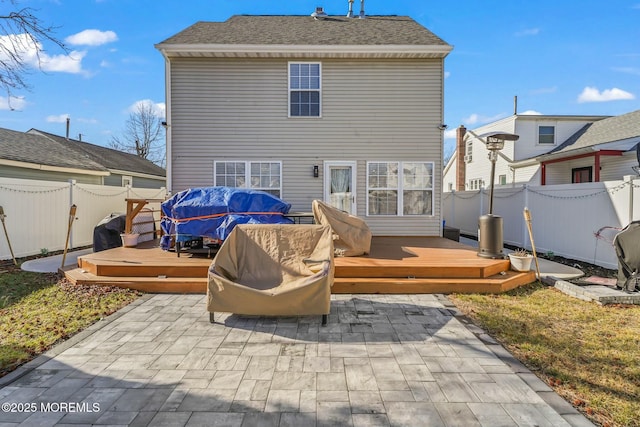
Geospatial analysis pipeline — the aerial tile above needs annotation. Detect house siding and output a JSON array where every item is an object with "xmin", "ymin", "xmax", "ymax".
[
  {"xmin": 169, "ymin": 57, "xmax": 444, "ymax": 236},
  {"xmin": 0, "ymin": 164, "xmax": 102, "ymax": 185}
]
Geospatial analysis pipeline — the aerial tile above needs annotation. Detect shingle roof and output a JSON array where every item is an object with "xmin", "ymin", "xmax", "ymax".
[
  {"xmin": 158, "ymin": 15, "xmax": 449, "ymax": 47},
  {"xmin": 0, "ymin": 127, "xmax": 165, "ymax": 178},
  {"xmin": 0, "ymin": 127, "xmax": 107, "ymax": 172},
  {"xmin": 550, "ymin": 109, "xmax": 640, "ymax": 154},
  {"xmin": 32, "ymin": 130, "xmax": 166, "ymax": 177}
]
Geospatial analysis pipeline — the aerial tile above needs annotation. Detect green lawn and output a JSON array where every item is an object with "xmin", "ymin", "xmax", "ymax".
[
  {"xmin": 0, "ymin": 269, "xmax": 140, "ymax": 377},
  {"xmin": 450, "ymin": 282, "xmax": 640, "ymax": 427}
]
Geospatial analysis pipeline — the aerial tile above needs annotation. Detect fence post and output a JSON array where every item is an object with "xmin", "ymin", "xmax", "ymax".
[
  {"xmin": 68, "ymin": 179, "xmax": 76, "ymax": 249},
  {"xmin": 523, "ymin": 184, "xmax": 529, "ymax": 249},
  {"xmin": 626, "ymin": 175, "xmax": 634, "ymax": 224}
]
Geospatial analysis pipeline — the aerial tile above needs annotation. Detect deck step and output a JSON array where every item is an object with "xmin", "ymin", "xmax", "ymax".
[
  {"xmin": 334, "ymin": 260, "xmax": 510, "ymax": 279},
  {"xmin": 332, "ymin": 271, "xmax": 536, "ymax": 294},
  {"xmin": 65, "ymin": 268, "xmax": 207, "ymax": 294},
  {"xmin": 64, "ymin": 268, "xmax": 535, "ymax": 295}
]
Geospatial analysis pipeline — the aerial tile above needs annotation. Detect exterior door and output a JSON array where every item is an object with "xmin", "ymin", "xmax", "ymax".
[
  {"xmin": 572, "ymin": 166, "xmax": 592, "ymax": 183},
  {"xmin": 324, "ymin": 161, "xmax": 357, "ymax": 214}
]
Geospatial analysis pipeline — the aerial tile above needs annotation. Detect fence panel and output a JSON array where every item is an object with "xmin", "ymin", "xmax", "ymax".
[
  {"xmin": 443, "ymin": 180, "xmax": 637, "ymax": 270},
  {"xmin": 0, "ymin": 178, "xmax": 71, "ymax": 259},
  {"xmin": 0, "ymin": 177, "xmax": 167, "ymax": 261}
]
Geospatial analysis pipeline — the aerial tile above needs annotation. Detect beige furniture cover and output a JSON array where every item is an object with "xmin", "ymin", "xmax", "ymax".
[
  {"xmin": 207, "ymin": 224, "xmax": 334, "ymax": 317},
  {"xmin": 312, "ymin": 200, "xmax": 372, "ymax": 257}
]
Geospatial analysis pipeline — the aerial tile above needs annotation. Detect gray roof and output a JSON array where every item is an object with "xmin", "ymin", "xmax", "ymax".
[
  {"xmin": 0, "ymin": 127, "xmax": 107, "ymax": 172},
  {"xmin": 158, "ymin": 15, "xmax": 449, "ymax": 47},
  {"xmin": 0, "ymin": 127, "xmax": 165, "ymax": 178},
  {"xmin": 549, "ymin": 109, "xmax": 640, "ymax": 155}
]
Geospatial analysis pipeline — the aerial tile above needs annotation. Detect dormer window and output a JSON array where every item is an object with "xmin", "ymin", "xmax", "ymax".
[
  {"xmin": 538, "ymin": 126, "xmax": 555, "ymax": 144},
  {"xmin": 289, "ymin": 62, "xmax": 321, "ymax": 117}
]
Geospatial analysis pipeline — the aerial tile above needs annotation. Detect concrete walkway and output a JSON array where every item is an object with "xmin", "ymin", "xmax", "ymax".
[{"xmin": 0, "ymin": 294, "xmax": 594, "ymax": 427}]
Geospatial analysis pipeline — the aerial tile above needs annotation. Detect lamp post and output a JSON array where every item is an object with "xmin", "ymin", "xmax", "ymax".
[{"xmin": 477, "ymin": 132, "xmax": 519, "ymax": 259}]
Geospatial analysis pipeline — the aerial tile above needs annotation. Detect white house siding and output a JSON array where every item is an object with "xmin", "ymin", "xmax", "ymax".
[
  {"xmin": 513, "ymin": 117, "xmax": 605, "ymax": 161},
  {"xmin": 168, "ymin": 58, "xmax": 444, "ymax": 236},
  {"xmin": 463, "ymin": 118, "xmax": 517, "ymax": 189},
  {"xmin": 544, "ymin": 151, "xmax": 638, "ymax": 185},
  {"xmin": 442, "ymin": 155, "xmax": 456, "ymax": 192}
]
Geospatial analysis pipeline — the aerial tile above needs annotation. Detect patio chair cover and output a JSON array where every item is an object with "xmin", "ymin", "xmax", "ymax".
[
  {"xmin": 207, "ymin": 224, "xmax": 334, "ymax": 317},
  {"xmin": 613, "ymin": 220, "xmax": 640, "ymax": 292},
  {"xmin": 312, "ymin": 199, "xmax": 371, "ymax": 257}
]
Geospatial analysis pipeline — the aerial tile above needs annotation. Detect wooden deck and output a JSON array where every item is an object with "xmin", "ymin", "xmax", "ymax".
[{"xmin": 64, "ymin": 237, "xmax": 535, "ymax": 294}]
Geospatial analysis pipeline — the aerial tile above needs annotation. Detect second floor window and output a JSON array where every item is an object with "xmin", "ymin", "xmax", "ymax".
[
  {"xmin": 289, "ymin": 62, "xmax": 321, "ymax": 117},
  {"xmin": 538, "ymin": 126, "xmax": 555, "ymax": 144}
]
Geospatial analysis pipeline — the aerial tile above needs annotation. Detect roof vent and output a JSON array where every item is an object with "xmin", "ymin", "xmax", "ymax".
[
  {"xmin": 346, "ymin": 0, "xmax": 354, "ymax": 18},
  {"xmin": 359, "ymin": 0, "xmax": 366, "ymax": 19},
  {"xmin": 311, "ymin": 7, "xmax": 328, "ymax": 20}
]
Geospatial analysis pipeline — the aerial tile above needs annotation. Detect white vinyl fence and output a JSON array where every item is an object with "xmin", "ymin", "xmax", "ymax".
[
  {"xmin": 443, "ymin": 176, "xmax": 640, "ymax": 270},
  {"xmin": 0, "ymin": 178, "xmax": 166, "ymax": 260}
]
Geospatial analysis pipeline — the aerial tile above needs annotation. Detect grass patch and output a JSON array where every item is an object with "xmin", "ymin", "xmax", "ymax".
[
  {"xmin": 0, "ymin": 270, "xmax": 140, "ymax": 377},
  {"xmin": 450, "ymin": 282, "xmax": 640, "ymax": 427}
]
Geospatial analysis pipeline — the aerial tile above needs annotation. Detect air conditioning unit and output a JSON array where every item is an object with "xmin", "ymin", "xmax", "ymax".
[{"xmin": 464, "ymin": 155, "xmax": 472, "ymax": 163}]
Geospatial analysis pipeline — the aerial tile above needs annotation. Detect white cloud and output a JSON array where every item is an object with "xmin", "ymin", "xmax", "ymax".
[
  {"xmin": 65, "ymin": 29, "xmax": 118, "ymax": 46},
  {"xmin": 444, "ymin": 71, "xmax": 451, "ymax": 79},
  {"xmin": 0, "ymin": 95, "xmax": 27, "ymax": 111},
  {"xmin": 128, "ymin": 99, "xmax": 166, "ymax": 117},
  {"xmin": 462, "ymin": 112, "xmax": 508, "ymax": 126},
  {"xmin": 577, "ymin": 86, "xmax": 635, "ymax": 103},
  {"xmin": 519, "ymin": 110, "xmax": 543, "ymax": 115},
  {"xmin": 612, "ymin": 67, "xmax": 640, "ymax": 76},
  {"xmin": 0, "ymin": 33, "xmax": 85, "ymax": 74},
  {"xmin": 515, "ymin": 28, "xmax": 540, "ymax": 37},
  {"xmin": 46, "ymin": 114, "xmax": 70, "ymax": 123}
]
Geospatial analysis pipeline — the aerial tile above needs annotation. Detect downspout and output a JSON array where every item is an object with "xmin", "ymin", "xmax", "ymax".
[
  {"xmin": 541, "ymin": 162, "xmax": 546, "ymax": 185},
  {"xmin": 162, "ymin": 53, "xmax": 172, "ymax": 194}
]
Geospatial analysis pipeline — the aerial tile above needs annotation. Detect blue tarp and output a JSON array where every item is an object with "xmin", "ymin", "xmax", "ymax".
[{"xmin": 160, "ymin": 187, "xmax": 293, "ymax": 250}]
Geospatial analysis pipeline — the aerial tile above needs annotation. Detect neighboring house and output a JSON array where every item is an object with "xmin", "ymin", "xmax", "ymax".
[
  {"xmin": 156, "ymin": 11, "xmax": 452, "ymax": 236},
  {"xmin": 442, "ymin": 112, "xmax": 634, "ymax": 191},
  {"xmin": 0, "ymin": 127, "xmax": 166, "ymax": 188}
]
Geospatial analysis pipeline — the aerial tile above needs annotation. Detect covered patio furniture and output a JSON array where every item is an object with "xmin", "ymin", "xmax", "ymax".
[
  {"xmin": 312, "ymin": 199, "xmax": 371, "ymax": 257},
  {"xmin": 160, "ymin": 187, "xmax": 293, "ymax": 253},
  {"xmin": 613, "ymin": 220, "xmax": 640, "ymax": 292},
  {"xmin": 207, "ymin": 224, "xmax": 334, "ymax": 325}
]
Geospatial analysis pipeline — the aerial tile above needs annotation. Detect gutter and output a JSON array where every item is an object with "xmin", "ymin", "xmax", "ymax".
[
  {"xmin": 109, "ymin": 169, "xmax": 166, "ymax": 181},
  {"xmin": 0, "ymin": 158, "xmax": 110, "ymax": 176},
  {"xmin": 155, "ymin": 43, "xmax": 453, "ymax": 58}
]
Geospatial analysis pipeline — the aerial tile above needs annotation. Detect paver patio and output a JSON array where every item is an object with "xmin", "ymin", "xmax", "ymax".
[{"xmin": 0, "ymin": 294, "xmax": 594, "ymax": 426}]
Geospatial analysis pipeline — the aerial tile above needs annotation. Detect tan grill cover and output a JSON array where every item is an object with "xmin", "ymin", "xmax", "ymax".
[
  {"xmin": 312, "ymin": 200, "xmax": 371, "ymax": 257},
  {"xmin": 207, "ymin": 224, "xmax": 334, "ymax": 316}
]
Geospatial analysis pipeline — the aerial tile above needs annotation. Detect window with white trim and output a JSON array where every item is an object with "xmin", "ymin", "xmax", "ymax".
[
  {"xmin": 289, "ymin": 62, "xmax": 321, "ymax": 117},
  {"xmin": 367, "ymin": 161, "xmax": 434, "ymax": 216},
  {"xmin": 215, "ymin": 161, "xmax": 282, "ymax": 197},
  {"xmin": 538, "ymin": 126, "xmax": 555, "ymax": 144}
]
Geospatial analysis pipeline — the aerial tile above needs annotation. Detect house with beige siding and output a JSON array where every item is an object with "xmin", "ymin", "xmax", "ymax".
[{"xmin": 156, "ymin": 13, "xmax": 452, "ymax": 236}]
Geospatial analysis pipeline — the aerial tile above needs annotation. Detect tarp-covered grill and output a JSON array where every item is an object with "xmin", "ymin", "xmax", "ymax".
[{"xmin": 160, "ymin": 187, "xmax": 293, "ymax": 250}]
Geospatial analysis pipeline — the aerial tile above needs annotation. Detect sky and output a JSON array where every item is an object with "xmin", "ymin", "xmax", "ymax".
[{"xmin": 1, "ymin": 0, "xmax": 640, "ymax": 159}]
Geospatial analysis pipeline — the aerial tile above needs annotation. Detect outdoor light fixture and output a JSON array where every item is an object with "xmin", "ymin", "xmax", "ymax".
[
  {"xmin": 313, "ymin": 165, "xmax": 319, "ymax": 178},
  {"xmin": 477, "ymin": 131, "xmax": 519, "ymax": 259}
]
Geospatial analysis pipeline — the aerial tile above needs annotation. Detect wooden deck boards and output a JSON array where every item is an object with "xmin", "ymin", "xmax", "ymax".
[{"xmin": 66, "ymin": 236, "xmax": 535, "ymax": 294}]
